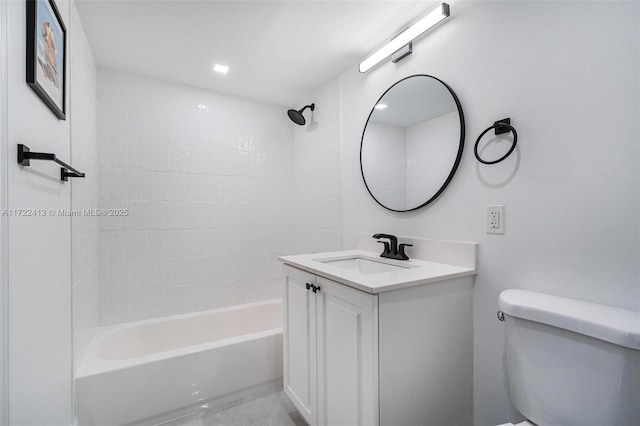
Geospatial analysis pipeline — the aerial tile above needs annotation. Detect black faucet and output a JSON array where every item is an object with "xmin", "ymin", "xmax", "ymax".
[{"xmin": 372, "ymin": 233, "xmax": 412, "ymax": 260}]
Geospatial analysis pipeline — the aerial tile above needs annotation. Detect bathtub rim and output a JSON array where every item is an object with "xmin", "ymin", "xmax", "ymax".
[{"xmin": 76, "ymin": 298, "xmax": 283, "ymax": 378}]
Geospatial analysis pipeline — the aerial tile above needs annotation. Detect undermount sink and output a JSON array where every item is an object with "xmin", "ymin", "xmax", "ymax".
[{"xmin": 318, "ymin": 256, "xmax": 412, "ymax": 275}]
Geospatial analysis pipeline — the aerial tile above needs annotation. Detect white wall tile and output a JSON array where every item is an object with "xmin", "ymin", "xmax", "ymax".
[
  {"xmin": 290, "ymin": 79, "xmax": 343, "ymax": 256},
  {"xmin": 97, "ymin": 70, "xmax": 295, "ymax": 324},
  {"xmin": 70, "ymin": 1, "xmax": 98, "ymax": 372}
]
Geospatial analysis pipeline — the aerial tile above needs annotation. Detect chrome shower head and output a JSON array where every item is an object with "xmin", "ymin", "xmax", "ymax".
[{"xmin": 287, "ymin": 103, "xmax": 315, "ymax": 126}]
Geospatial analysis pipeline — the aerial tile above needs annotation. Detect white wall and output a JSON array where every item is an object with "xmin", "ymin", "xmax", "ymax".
[
  {"xmin": 7, "ymin": 0, "xmax": 73, "ymax": 423},
  {"xmin": 0, "ymin": 0, "xmax": 8, "ymax": 422},
  {"xmin": 70, "ymin": 1, "xmax": 98, "ymax": 372},
  {"xmin": 323, "ymin": 2, "xmax": 639, "ymax": 425},
  {"xmin": 291, "ymin": 79, "xmax": 343, "ymax": 254},
  {"xmin": 97, "ymin": 70, "xmax": 295, "ymax": 325}
]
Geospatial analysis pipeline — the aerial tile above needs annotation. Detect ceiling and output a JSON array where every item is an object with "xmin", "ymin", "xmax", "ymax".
[{"xmin": 75, "ymin": 0, "xmax": 430, "ymax": 107}]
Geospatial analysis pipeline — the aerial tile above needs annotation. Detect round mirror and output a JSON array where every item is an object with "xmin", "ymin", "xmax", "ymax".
[{"xmin": 360, "ymin": 75, "xmax": 465, "ymax": 212}]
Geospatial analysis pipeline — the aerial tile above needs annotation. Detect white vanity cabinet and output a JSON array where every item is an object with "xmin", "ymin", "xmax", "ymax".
[
  {"xmin": 283, "ymin": 254, "xmax": 474, "ymax": 426},
  {"xmin": 283, "ymin": 265, "xmax": 378, "ymax": 426}
]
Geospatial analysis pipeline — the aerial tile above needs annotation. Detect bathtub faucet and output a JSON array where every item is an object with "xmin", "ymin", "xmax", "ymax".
[{"xmin": 372, "ymin": 233, "xmax": 412, "ymax": 261}]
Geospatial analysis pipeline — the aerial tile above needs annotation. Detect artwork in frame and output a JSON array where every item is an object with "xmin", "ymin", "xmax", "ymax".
[{"xmin": 26, "ymin": 0, "xmax": 66, "ymax": 120}]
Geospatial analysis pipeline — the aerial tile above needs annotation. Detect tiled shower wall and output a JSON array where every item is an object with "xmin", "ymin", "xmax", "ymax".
[
  {"xmin": 97, "ymin": 70, "xmax": 295, "ymax": 325},
  {"xmin": 70, "ymin": 2, "xmax": 98, "ymax": 369},
  {"xmin": 292, "ymin": 79, "xmax": 342, "ymax": 254}
]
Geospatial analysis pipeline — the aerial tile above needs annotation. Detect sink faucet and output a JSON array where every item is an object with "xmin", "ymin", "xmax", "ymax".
[{"xmin": 372, "ymin": 234, "xmax": 412, "ymax": 260}]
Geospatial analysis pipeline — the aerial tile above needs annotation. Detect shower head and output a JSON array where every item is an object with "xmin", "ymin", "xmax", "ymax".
[{"xmin": 287, "ymin": 103, "xmax": 315, "ymax": 126}]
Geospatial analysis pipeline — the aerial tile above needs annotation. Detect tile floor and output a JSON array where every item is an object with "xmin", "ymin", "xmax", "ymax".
[{"xmin": 158, "ymin": 390, "xmax": 307, "ymax": 426}]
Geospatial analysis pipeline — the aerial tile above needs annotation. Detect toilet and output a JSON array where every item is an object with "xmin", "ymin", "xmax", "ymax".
[{"xmin": 497, "ymin": 289, "xmax": 640, "ymax": 426}]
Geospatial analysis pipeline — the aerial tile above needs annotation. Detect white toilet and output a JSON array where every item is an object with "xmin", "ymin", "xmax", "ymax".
[{"xmin": 497, "ymin": 289, "xmax": 640, "ymax": 426}]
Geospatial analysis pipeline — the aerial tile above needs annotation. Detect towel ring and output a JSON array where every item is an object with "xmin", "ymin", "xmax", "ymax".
[{"xmin": 474, "ymin": 118, "xmax": 518, "ymax": 165}]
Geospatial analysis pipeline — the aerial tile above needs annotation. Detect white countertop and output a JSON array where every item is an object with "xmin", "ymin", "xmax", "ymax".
[{"xmin": 279, "ymin": 249, "xmax": 477, "ymax": 294}]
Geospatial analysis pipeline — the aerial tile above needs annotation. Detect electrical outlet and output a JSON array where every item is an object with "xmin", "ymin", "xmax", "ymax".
[{"xmin": 487, "ymin": 205, "xmax": 505, "ymax": 234}]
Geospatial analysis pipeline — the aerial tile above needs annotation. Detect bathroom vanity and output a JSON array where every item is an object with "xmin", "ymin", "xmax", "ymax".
[{"xmin": 279, "ymin": 236, "xmax": 477, "ymax": 426}]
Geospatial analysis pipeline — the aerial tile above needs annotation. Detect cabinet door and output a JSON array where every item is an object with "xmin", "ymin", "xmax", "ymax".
[
  {"xmin": 316, "ymin": 277, "xmax": 378, "ymax": 426},
  {"xmin": 283, "ymin": 266, "xmax": 317, "ymax": 425}
]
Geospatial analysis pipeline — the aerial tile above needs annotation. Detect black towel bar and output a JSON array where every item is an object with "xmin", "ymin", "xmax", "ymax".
[{"xmin": 17, "ymin": 144, "xmax": 85, "ymax": 181}]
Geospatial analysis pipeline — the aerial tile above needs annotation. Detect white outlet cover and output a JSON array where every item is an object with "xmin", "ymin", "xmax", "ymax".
[{"xmin": 487, "ymin": 205, "xmax": 505, "ymax": 234}]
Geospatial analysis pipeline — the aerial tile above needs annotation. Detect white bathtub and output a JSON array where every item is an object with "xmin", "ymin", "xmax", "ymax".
[{"xmin": 76, "ymin": 299, "xmax": 283, "ymax": 425}]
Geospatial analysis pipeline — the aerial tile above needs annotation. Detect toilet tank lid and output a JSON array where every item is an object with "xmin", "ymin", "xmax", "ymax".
[{"xmin": 499, "ymin": 289, "xmax": 640, "ymax": 350}]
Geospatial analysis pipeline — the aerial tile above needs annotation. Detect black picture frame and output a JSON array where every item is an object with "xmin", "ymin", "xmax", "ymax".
[{"xmin": 26, "ymin": 0, "xmax": 66, "ymax": 120}]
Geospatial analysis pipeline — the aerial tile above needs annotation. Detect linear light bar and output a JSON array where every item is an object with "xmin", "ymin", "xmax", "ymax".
[{"xmin": 359, "ymin": 3, "xmax": 450, "ymax": 73}]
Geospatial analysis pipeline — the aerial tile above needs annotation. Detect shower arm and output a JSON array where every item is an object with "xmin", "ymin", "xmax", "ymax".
[{"xmin": 300, "ymin": 104, "xmax": 315, "ymax": 114}]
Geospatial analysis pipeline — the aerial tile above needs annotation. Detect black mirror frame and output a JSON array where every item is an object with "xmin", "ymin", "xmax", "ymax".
[{"xmin": 360, "ymin": 74, "xmax": 465, "ymax": 212}]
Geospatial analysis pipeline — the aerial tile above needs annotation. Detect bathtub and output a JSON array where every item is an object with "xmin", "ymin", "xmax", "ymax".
[{"xmin": 76, "ymin": 299, "xmax": 283, "ymax": 425}]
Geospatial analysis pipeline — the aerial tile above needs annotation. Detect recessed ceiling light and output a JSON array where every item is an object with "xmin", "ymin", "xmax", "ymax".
[
  {"xmin": 375, "ymin": 104, "xmax": 388, "ymax": 110},
  {"xmin": 213, "ymin": 64, "xmax": 229, "ymax": 74}
]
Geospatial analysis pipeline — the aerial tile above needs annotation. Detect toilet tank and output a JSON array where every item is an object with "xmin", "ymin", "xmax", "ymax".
[{"xmin": 499, "ymin": 290, "xmax": 640, "ymax": 426}]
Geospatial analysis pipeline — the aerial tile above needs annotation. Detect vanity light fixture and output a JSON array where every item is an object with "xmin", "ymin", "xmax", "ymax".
[
  {"xmin": 374, "ymin": 103, "xmax": 388, "ymax": 110},
  {"xmin": 359, "ymin": 3, "xmax": 450, "ymax": 73},
  {"xmin": 213, "ymin": 64, "xmax": 229, "ymax": 74}
]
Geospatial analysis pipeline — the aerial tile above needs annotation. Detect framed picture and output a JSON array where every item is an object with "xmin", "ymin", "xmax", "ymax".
[{"xmin": 26, "ymin": 0, "xmax": 66, "ymax": 120}]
